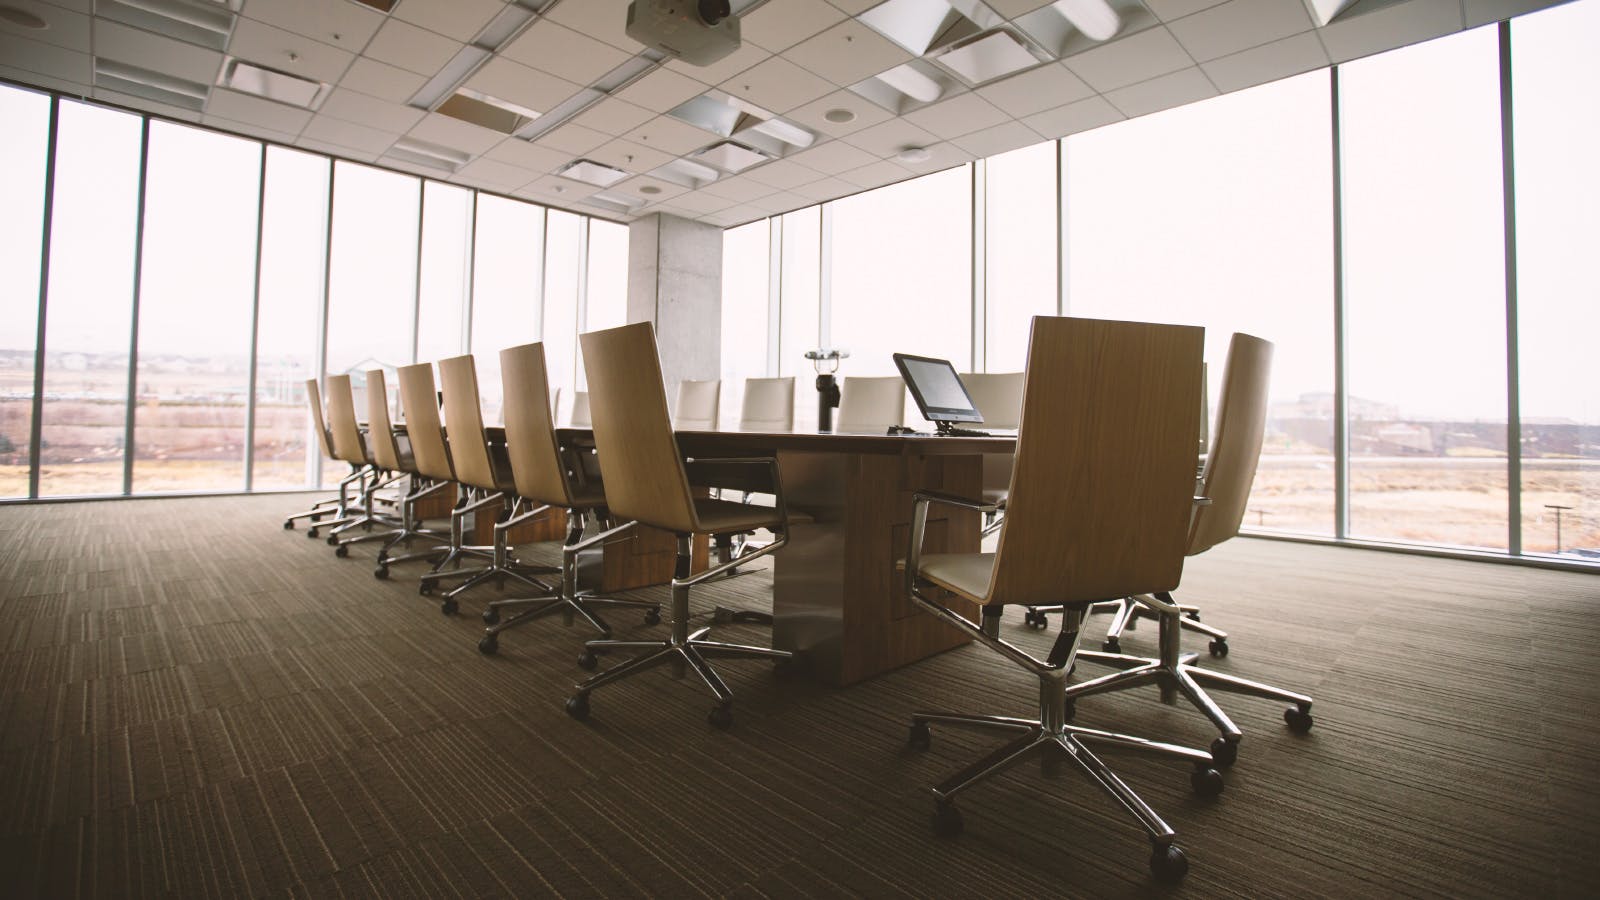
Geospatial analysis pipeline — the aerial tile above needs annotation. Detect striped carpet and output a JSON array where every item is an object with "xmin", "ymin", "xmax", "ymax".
[{"xmin": 0, "ymin": 493, "xmax": 1596, "ymax": 898}]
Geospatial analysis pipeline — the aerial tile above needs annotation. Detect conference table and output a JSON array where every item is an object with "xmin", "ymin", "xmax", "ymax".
[{"xmin": 564, "ymin": 427, "xmax": 1017, "ymax": 687}]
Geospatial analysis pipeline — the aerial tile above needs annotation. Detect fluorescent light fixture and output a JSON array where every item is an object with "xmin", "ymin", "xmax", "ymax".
[
  {"xmin": 387, "ymin": 137, "xmax": 471, "ymax": 172},
  {"xmin": 1304, "ymin": 0, "xmax": 1361, "ymax": 26},
  {"xmin": 99, "ymin": 0, "xmax": 235, "ymax": 51},
  {"xmin": 436, "ymin": 89, "xmax": 540, "ymax": 134},
  {"xmin": 348, "ymin": 0, "xmax": 397, "ymax": 12},
  {"xmin": 476, "ymin": 1, "xmax": 538, "ymax": 48},
  {"xmin": 749, "ymin": 116, "xmax": 815, "ymax": 149},
  {"xmin": 694, "ymin": 141, "xmax": 771, "ymax": 174},
  {"xmin": 1052, "ymin": 0, "xmax": 1120, "ymax": 42},
  {"xmin": 588, "ymin": 191, "xmax": 647, "ymax": 213},
  {"xmin": 409, "ymin": 45, "xmax": 491, "ymax": 111},
  {"xmin": 97, "ymin": 58, "xmax": 210, "ymax": 110},
  {"xmin": 932, "ymin": 29, "xmax": 1050, "ymax": 86},
  {"xmin": 876, "ymin": 63, "xmax": 943, "ymax": 103},
  {"xmin": 651, "ymin": 157, "xmax": 720, "ymax": 189},
  {"xmin": 558, "ymin": 159, "xmax": 632, "ymax": 188},
  {"xmin": 219, "ymin": 58, "xmax": 330, "ymax": 109}
]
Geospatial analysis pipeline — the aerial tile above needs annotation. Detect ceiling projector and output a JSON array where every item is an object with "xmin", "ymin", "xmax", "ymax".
[{"xmin": 626, "ymin": 0, "xmax": 741, "ymax": 66}]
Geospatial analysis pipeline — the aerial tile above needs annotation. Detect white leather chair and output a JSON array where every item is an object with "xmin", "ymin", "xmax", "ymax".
[{"xmin": 835, "ymin": 376, "xmax": 906, "ymax": 433}]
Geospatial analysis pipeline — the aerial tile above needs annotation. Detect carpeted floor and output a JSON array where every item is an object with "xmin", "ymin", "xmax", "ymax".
[{"xmin": 0, "ymin": 493, "xmax": 1596, "ymax": 898}]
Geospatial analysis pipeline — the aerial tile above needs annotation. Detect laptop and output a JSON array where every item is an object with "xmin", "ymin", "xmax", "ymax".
[{"xmin": 892, "ymin": 353, "xmax": 989, "ymax": 437}]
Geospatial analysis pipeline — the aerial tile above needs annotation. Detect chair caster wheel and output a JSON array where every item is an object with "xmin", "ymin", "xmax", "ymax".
[
  {"xmin": 482, "ymin": 608, "xmax": 500, "ymax": 625},
  {"xmin": 1023, "ymin": 610, "xmax": 1048, "ymax": 630},
  {"xmin": 577, "ymin": 650, "xmax": 599, "ymax": 671},
  {"xmin": 440, "ymin": 599, "xmax": 458, "ymax": 616},
  {"xmin": 932, "ymin": 802, "xmax": 963, "ymax": 838},
  {"xmin": 326, "ymin": 535, "xmax": 339, "ymax": 546},
  {"xmin": 565, "ymin": 693, "xmax": 590, "ymax": 721},
  {"xmin": 478, "ymin": 635, "xmax": 498, "ymax": 655},
  {"xmin": 1284, "ymin": 705, "xmax": 1313, "ymax": 733},
  {"xmin": 1102, "ymin": 637, "xmax": 1121, "ymax": 654},
  {"xmin": 1209, "ymin": 638, "xmax": 1229, "ymax": 657},
  {"xmin": 711, "ymin": 607, "xmax": 732, "ymax": 625},
  {"xmin": 707, "ymin": 703, "xmax": 733, "ymax": 729},
  {"xmin": 283, "ymin": 520, "xmax": 294, "ymax": 530},
  {"xmin": 334, "ymin": 544, "xmax": 349, "ymax": 558},
  {"xmin": 1149, "ymin": 843, "xmax": 1189, "ymax": 882},
  {"xmin": 908, "ymin": 721, "xmax": 931, "ymax": 751},
  {"xmin": 311, "ymin": 514, "xmax": 322, "ymax": 523},
  {"xmin": 306, "ymin": 528, "xmax": 319, "ymax": 539},
  {"xmin": 419, "ymin": 584, "xmax": 434, "ymax": 596},
  {"xmin": 643, "ymin": 608, "xmax": 661, "ymax": 626},
  {"xmin": 1191, "ymin": 765, "xmax": 1224, "ymax": 797},
  {"xmin": 1209, "ymin": 736, "xmax": 1238, "ymax": 768},
  {"xmin": 373, "ymin": 567, "xmax": 389, "ymax": 580}
]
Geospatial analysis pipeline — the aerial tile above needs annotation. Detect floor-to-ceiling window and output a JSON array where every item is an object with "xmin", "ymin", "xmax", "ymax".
[
  {"xmin": 720, "ymin": 219, "xmax": 771, "ymax": 428},
  {"xmin": 0, "ymin": 86, "xmax": 51, "ymax": 498},
  {"xmin": 1511, "ymin": 0, "xmax": 1600, "ymax": 559},
  {"xmin": 470, "ymin": 195, "xmax": 545, "ymax": 424},
  {"xmin": 778, "ymin": 206, "xmax": 822, "ymax": 425},
  {"xmin": 1341, "ymin": 26, "xmax": 1509, "ymax": 551},
  {"xmin": 1066, "ymin": 70, "xmax": 1336, "ymax": 536},
  {"xmin": 574, "ymin": 218, "xmax": 628, "ymax": 411},
  {"xmin": 415, "ymin": 183, "xmax": 474, "ymax": 367},
  {"xmin": 541, "ymin": 210, "xmax": 583, "ymax": 411},
  {"xmin": 984, "ymin": 142, "xmax": 1058, "ymax": 374}
]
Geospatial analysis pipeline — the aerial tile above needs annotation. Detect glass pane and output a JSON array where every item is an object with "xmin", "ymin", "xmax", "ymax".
[
  {"xmin": 720, "ymin": 219, "xmax": 770, "ymax": 429},
  {"xmin": 1066, "ymin": 70, "xmax": 1335, "ymax": 537},
  {"xmin": 326, "ymin": 161, "xmax": 419, "ymax": 387},
  {"xmin": 985, "ymin": 141, "xmax": 1057, "ymax": 374},
  {"xmin": 1341, "ymin": 27, "xmax": 1508, "ymax": 551},
  {"xmin": 416, "ymin": 182, "xmax": 473, "ymax": 365},
  {"xmin": 1512, "ymin": 0, "xmax": 1600, "ymax": 560},
  {"xmin": 0, "ymin": 86, "xmax": 50, "ymax": 497},
  {"xmin": 577, "ymin": 218, "xmax": 628, "ymax": 401},
  {"xmin": 132, "ymin": 121, "xmax": 261, "ymax": 493},
  {"xmin": 540, "ymin": 210, "xmax": 582, "ymax": 421},
  {"xmin": 253, "ymin": 148, "xmax": 329, "ymax": 491},
  {"xmin": 470, "ymin": 194, "xmax": 544, "ymax": 424},
  {"xmin": 778, "ymin": 206, "xmax": 820, "ymax": 427},
  {"xmin": 39, "ymin": 101, "xmax": 143, "ymax": 497}
]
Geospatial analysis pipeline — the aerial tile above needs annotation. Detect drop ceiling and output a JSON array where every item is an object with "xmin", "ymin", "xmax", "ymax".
[{"xmin": 0, "ymin": 0, "xmax": 1568, "ymax": 227}]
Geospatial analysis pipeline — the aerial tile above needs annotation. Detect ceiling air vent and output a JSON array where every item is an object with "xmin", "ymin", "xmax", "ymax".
[
  {"xmin": 95, "ymin": 58, "xmax": 209, "ymax": 111},
  {"xmin": 98, "ymin": 0, "xmax": 236, "ymax": 52}
]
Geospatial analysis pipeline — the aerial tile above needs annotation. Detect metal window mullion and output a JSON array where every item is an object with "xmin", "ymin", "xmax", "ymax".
[
  {"xmin": 314, "ymin": 161, "xmax": 336, "ymax": 489},
  {"xmin": 971, "ymin": 160, "xmax": 986, "ymax": 372},
  {"xmin": 818, "ymin": 204, "xmax": 832, "ymax": 350},
  {"xmin": 766, "ymin": 216, "xmax": 781, "ymax": 377},
  {"xmin": 1331, "ymin": 67, "xmax": 1350, "ymax": 540},
  {"xmin": 411, "ymin": 181, "xmax": 428, "ymax": 366},
  {"xmin": 122, "ymin": 117, "xmax": 152, "ymax": 497},
  {"xmin": 573, "ymin": 216, "xmax": 589, "ymax": 388},
  {"xmin": 243, "ymin": 142, "xmax": 267, "ymax": 492},
  {"xmin": 28, "ymin": 96, "xmax": 60, "ymax": 500},
  {"xmin": 534, "ymin": 206, "xmax": 550, "ymax": 341},
  {"xmin": 462, "ymin": 191, "xmax": 478, "ymax": 355},
  {"xmin": 1056, "ymin": 139, "xmax": 1067, "ymax": 316},
  {"xmin": 1499, "ymin": 22, "xmax": 1522, "ymax": 557}
]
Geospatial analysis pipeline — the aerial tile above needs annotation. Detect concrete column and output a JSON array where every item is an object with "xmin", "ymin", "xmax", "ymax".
[{"xmin": 627, "ymin": 213, "xmax": 721, "ymax": 402}]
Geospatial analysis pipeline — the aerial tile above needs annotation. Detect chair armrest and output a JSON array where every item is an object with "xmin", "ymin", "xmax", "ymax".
[
  {"xmin": 905, "ymin": 490, "xmax": 1001, "ymax": 603},
  {"xmin": 911, "ymin": 489, "xmax": 1001, "ymax": 515}
]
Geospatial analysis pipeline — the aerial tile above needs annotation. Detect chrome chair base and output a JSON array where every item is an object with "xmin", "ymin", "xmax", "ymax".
[
  {"xmin": 1022, "ymin": 598, "xmax": 1229, "ymax": 654},
  {"xmin": 372, "ymin": 476, "xmax": 451, "ymax": 579}
]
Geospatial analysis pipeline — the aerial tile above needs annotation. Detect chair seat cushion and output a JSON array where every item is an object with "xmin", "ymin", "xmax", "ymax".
[
  {"xmin": 693, "ymin": 498, "xmax": 787, "ymax": 534},
  {"xmin": 918, "ymin": 553, "xmax": 995, "ymax": 603}
]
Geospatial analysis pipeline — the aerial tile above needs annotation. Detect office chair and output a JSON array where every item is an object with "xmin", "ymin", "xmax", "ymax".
[
  {"xmin": 322, "ymin": 374, "xmax": 403, "ymax": 551},
  {"xmin": 565, "ymin": 322, "xmax": 793, "ymax": 729},
  {"xmin": 835, "ymin": 376, "xmax": 906, "ymax": 433},
  {"xmin": 673, "ymin": 379, "xmax": 721, "ymax": 430},
  {"xmin": 1055, "ymin": 333, "xmax": 1314, "ymax": 767},
  {"xmin": 419, "ymin": 354, "xmax": 554, "ymax": 615},
  {"xmin": 477, "ymin": 342, "xmax": 661, "ymax": 654},
  {"xmin": 903, "ymin": 317, "xmax": 1220, "ymax": 882},
  {"xmin": 362, "ymin": 369, "xmax": 451, "ymax": 576},
  {"xmin": 739, "ymin": 376, "xmax": 796, "ymax": 431},
  {"xmin": 283, "ymin": 378, "xmax": 357, "ymax": 535},
  {"xmin": 375, "ymin": 362, "xmax": 461, "ymax": 579},
  {"xmin": 959, "ymin": 371, "xmax": 1023, "ymax": 538}
]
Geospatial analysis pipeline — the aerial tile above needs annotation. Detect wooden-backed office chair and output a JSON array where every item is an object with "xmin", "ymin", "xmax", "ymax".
[
  {"xmin": 565, "ymin": 322, "xmax": 792, "ymax": 729},
  {"xmin": 284, "ymin": 378, "xmax": 356, "ymax": 535},
  {"xmin": 476, "ymin": 342, "xmax": 660, "ymax": 654},
  {"xmin": 363, "ymin": 369, "xmax": 451, "ymax": 576},
  {"xmin": 902, "ymin": 317, "xmax": 1220, "ymax": 882},
  {"xmin": 377, "ymin": 362, "xmax": 462, "ymax": 578},
  {"xmin": 419, "ymin": 354, "xmax": 552, "ymax": 615},
  {"xmin": 673, "ymin": 379, "xmax": 721, "ymax": 430},
  {"xmin": 835, "ymin": 375, "xmax": 906, "ymax": 433},
  {"xmin": 740, "ymin": 376, "xmax": 795, "ymax": 431},
  {"xmin": 322, "ymin": 374, "xmax": 402, "ymax": 549},
  {"xmin": 1059, "ymin": 333, "xmax": 1314, "ymax": 767}
]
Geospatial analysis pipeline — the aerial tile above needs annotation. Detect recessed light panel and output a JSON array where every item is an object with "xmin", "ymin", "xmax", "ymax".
[
  {"xmin": 99, "ymin": 0, "xmax": 235, "ymax": 51},
  {"xmin": 437, "ymin": 89, "xmax": 540, "ymax": 135},
  {"xmin": 559, "ymin": 159, "xmax": 632, "ymax": 188},
  {"xmin": 694, "ymin": 142, "xmax": 771, "ymax": 174},
  {"xmin": 931, "ymin": 29, "xmax": 1050, "ymax": 87},
  {"xmin": 219, "ymin": 58, "xmax": 330, "ymax": 109}
]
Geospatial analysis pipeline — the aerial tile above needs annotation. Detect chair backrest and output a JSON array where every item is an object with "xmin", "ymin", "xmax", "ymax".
[
  {"xmin": 1188, "ymin": 333, "xmax": 1273, "ymax": 557},
  {"xmin": 740, "ymin": 376, "xmax": 795, "ymax": 432},
  {"xmin": 437, "ymin": 355, "xmax": 498, "ymax": 491},
  {"xmin": 985, "ymin": 317, "xmax": 1204, "ymax": 607},
  {"xmin": 304, "ymin": 379, "xmax": 335, "ymax": 458},
  {"xmin": 836, "ymin": 375, "xmax": 906, "ymax": 432},
  {"xmin": 673, "ymin": 379, "xmax": 721, "ymax": 431},
  {"xmin": 579, "ymin": 322, "xmax": 698, "ymax": 534},
  {"xmin": 324, "ymin": 374, "xmax": 368, "ymax": 465},
  {"xmin": 364, "ymin": 370, "xmax": 404, "ymax": 471},
  {"xmin": 500, "ymin": 342, "xmax": 575, "ymax": 506},
  {"xmin": 396, "ymin": 362, "xmax": 454, "ymax": 483},
  {"xmin": 569, "ymin": 390, "xmax": 591, "ymax": 427},
  {"xmin": 960, "ymin": 372, "xmax": 1025, "ymax": 430}
]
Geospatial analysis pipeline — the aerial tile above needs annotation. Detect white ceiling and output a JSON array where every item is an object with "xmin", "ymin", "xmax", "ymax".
[{"xmin": 0, "ymin": 0, "xmax": 1569, "ymax": 227}]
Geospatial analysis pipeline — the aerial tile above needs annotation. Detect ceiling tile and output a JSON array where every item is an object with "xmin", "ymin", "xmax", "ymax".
[
  {"xmin": 0, "ymin": 0, "xmax": 89, "ymax": 52},
  {"xmin": 822, "ymin": 0, "xmax": 879, "ymax": 14},
  {"xmin": 464, "ymin": 57, "xmax": 584, "ymax": 117},
  {"xmin": 718, "ymin": 55, "xmax": 835, "ymax": 113},
  {"xmin": 698, "ymin": 175, "xmax": 776, "ymax": 202},
  {"xmin": 295, "ymin": 135, "xmax": 378, "ymax": 163},
  {"xmin": 337, "ymin": 56, "xmax": 425, "ymax": 104},
  {"xmin": 790, "ymin": 175, "xmax": 856, "ymax": 203},
  {"xmin": 239, "ymin": 0, "xmax": 385, "ymax": 50},
  {"xmin": 407, "ymin": 111, "xmax": 504, "ymax": 155},
  {"xmin": 788, "ymin": 139, "xmax": 879, "ymax": 175},
  {"xmin": 93, "ymin": 19, "xmax": 223, "ymax": 85},
  {"xmin": 1144, "ymin": 0, "xmax": 1230, "ymax": 20},
  {"xmin": 1201, "ymin": 30, "xmax": 1329, "ymax": 93},
  {"xmin": 987, "ymin": 0, "xmax": 1053, "ymax": 16},
  {"xmin": 976, "ymin": 61, "xmax": 1095, "ymax": 118},
  {"xmin": 457, "ymin": 156, "xmax": 535, "ymax": 190},
  {"xmin": 842, "ymin": 117, "xmax": 940, "ymax": 157},
  {"xmin": 318, "ymin": 87, "xmax": 425, "ymax": 133},
  {"xmin": 571, "ymin": 97, "xmax": 657, "ymax": 136},
  {"xmin": 92, "ymin": 87, "xmax": 201, "ymax": 123},
  {"xmin": 699, "ymin": 204, "xmax": 767, "ymax": 227},
  {"xmin": 1318, "ymin": 0, "xmax": 1466, "ymax": 63},
  {"xmin": 741, "ymin": 158, "xmax": 826, "ymax": 190},
  {"xmin": 301, "ymin": 114, "xmax": 399, "ymax": 154},
  {"xmin": 615, "ymin": 67, "xmax": 709, "ymax": 112},
  {"xmin": 202, "ymin": 113, "xmax": 298, "ymax": 145},
  {"xmin": 741, "ymin": 0, "xmax": 847, "ymax": 51},
  {"xmin": 782, "ymin": 19, "xmax": 913, "ymax": 87},
  {"xmin": 1104, "ymin": 65, "xmax": 1218, "ymax": 118},
  {"xmin": 587, "ymin": 137, "xmax": 674, "ymax": 175},
  {"xmin": 544, "ymin": 0, "xmax": 637, "ymax": 52},
  {"xmin": 1167, "ymin": 0, "xmax": 1314, "ymax": 63},
  {"xmin": 518, "ymin": 174, "xmax": 601, "ymax": 203},
  {"xmin": 837, "ymin": 158, "xmax": 914, "ymax": 189},
  {"xmin": 535, "ymin": 122, "xmax": 612, "ymax": 155},
  {"xmin": 229, "ymin": 18, "xmax": 355, "ymax": 85},
  {"xmin": 749, "ymin": 189, "xmax": 815, "ymax": 214},
  {"xmin": 482, "ymin": 136, "xmax": 571, "ymax": 171},
  {"xmin": 501, "ymin": 19, "xmax": 631, "ymax": 86},
  {"xmin": 950, "ymin": 121, "xmax": 1041, "ymax": 157},
  {"xmin": 614, "ymin": 173, "xmax": 691, "ymax": 203},
  {"xmin": 656, "ymin": 189, "xmax": 736, "ymax": 214},
  {"xmin": 363, "ymin": 18, "xmax": 463, "ymax": 77},
  {"xmin": 1465, "ymin": 0, "xmax": 1559, "ymax": 28},
  {"xmin": 206, "ymin": 86, "xmax": 314, "ymax": 134},
  {"xmin": 904, "ymin": 92, "xmax": 1011, "ymax": 140},
  {"xmin": 622, "ymin": 115, "xmax": 721, "ymax": 156},
  {"xmin": 1022, "ymin": 94, "xmax": 1126, "ymax": 138},
  {"xmin": 393, "ymin": 0, "xmax": 505, "ymax": 43},
  {"xmin": 666, "ymin": 40, "xmax": 773, "ymax": 86},
  {"xmin": 1062, "ymin": 25, "xmax": 1195, "ymax": 93},
  {"xmin": 0, "ymin": 32, "xmax": 90, "ymax": 85},
  {"xmin": 786, "ymin": 89, "xmax": 896, "ymax": 137}
]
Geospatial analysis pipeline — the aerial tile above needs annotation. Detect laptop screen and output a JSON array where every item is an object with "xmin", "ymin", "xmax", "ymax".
[{"xmin": 893, "ymin": 353, "xmax": 984, "ymax": 425}]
